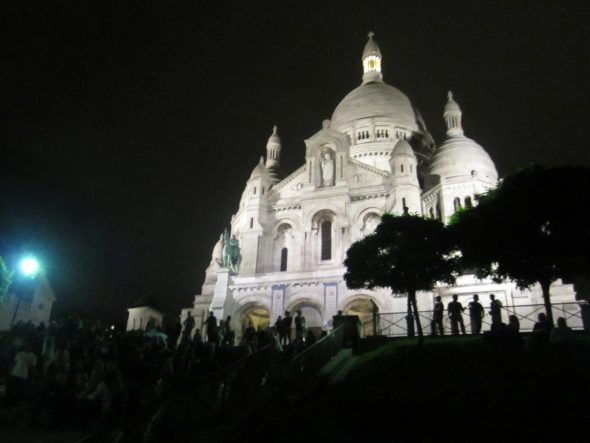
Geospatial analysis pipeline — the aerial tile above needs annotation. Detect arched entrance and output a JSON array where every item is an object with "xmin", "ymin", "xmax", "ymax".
[
  {"xmin": 239, "ymin": 305, "xmax": 270, "ymax": 335},
  {"xmin": 343, "ymin": 297, "xmax": 379, "ymax": 336},
  {"xmin": 288, "ymin": 299, "xmax": 324, "ymax": 339}
]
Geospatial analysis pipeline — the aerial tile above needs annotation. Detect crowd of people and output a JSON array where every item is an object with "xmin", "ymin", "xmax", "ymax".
[
  {"xmin": 0, "ymin": 302, "xmax": 579, "ymax": 434},
  {"xmin": 430, "ymin": 293, "xmax": 575, "ymax": 344},
  {"xmin": 0, "ymin": 309, "xmax": 328, "ymax": 433},
  {"xmin": 0, "ymin": 317, "xmax": 175, "ymax": 432}
]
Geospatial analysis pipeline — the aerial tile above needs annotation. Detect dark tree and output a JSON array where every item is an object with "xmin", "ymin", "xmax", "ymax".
[
  {"xmin": 451, "ymin": 165, "xmax": 590, "ymax": 327},
  {"xmin": 0, "ymin": 256, "xmax": 13, "ymax": 306},
  {"xmin": 344, "ymin": 214, "xmax": 458, "ymax": 344}
]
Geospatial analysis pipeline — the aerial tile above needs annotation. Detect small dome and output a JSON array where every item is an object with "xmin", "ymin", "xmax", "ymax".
[
  {"xmin": 429, "ymin": 136, "xmax": 498, "ymax": 183},
  {"xmin": 391, "ymin": 139, "xmax": 415, "ymax": 157},
  {"xmin": 331, "ymin": 82, "xmax": 418, "ymax": 132},
  {"xmin": 250, "ymin": 157, "xmax": 270, "ymax": 180}
]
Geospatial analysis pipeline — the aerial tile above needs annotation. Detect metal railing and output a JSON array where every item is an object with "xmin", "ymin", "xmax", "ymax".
[
  {"xmin": 286, "ymin": 325, "xmax": 345, "ymax": 383},
  {"xmin": 368, "ymin": 302, "xmax": 588, "ymax": 337},
  {"xmin": 142, "ymin": 344, "xmax": 274, "ymax": 442}
]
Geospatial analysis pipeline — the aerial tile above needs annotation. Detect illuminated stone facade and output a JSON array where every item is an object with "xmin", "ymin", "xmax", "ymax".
[
  {"xmin": 181, "ymin": 34, "xmax": 578, "ymax": 339},
  {"xmin": 0, "ymin": 274, "xmax": 56, "ymax": 331}
]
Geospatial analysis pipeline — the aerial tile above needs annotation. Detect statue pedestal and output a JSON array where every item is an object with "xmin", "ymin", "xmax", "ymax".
[{"xmin": 210, "ymin": 268, "xmax": 230, "ymax": 320}]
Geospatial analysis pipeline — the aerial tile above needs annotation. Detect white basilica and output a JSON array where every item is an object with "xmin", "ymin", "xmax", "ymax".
[{"xmin": 181, "ymin": 34, "xmax": 577, "ymax": 337}]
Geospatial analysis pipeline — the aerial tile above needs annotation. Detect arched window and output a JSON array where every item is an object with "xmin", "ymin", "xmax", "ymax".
[
  {"xmin": 249, "ymin": 218, "xmax": 254, "ymax": 228},
  {"xmin": 253, "ymin": 187, "xmax": 257, "ymax": 195},
  {"xmin": 280, "ymin": 248, "xmax": 288, "ymax": 272},
  {"xmin": 321, "ymin": 220, "xmax": 332, "ymax": 261},
  {"xmin": 436, "ymin": 203, "xmax": 441, "ymax": 219},
  {"xmin": 429, "ymin": 207, "xmax": 435, "ymax": 219},
  {"xmin": 262, "ymin": 187, "xmax": 265, "ymax": 195},
  {"xmin": 400, "ymin": 164, "xmax": 404, "ymax": 173},
  {"xmin": 453, "ymin": 197, "xmax": 462, "ymax": 212},
  {"xmin": 465, "ymin": 196, "xmax": 473, "ymax": 208}
]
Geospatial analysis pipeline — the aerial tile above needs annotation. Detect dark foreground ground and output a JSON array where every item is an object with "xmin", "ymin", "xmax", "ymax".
[
  {"xmin": 3, "ymin": 335, "xmax": 589, "ymax": 442},
  {"xmin": 224, "ymin": 336, "xmax": 590, "ymax": 443}
]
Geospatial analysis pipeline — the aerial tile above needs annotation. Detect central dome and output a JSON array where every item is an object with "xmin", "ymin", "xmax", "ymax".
[{"xmin": 331, "ymin": 81, "xmax": 418, "ymax": 132}]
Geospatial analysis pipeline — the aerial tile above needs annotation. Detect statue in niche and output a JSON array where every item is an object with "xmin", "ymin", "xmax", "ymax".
[
  {"xmin": 361, "ymin": 213, "xmax": 380, "ymax": 237},
  {"xmin": 277, "ymin": 223, "xmax": 292, "ymax": 241},
  {"xmin": 320, "ymin": 151, "xmax": 335, "ymax": 186},
  {"xmin": 223, "ymin": 228, "xmax": 242, "ymax": 274}
]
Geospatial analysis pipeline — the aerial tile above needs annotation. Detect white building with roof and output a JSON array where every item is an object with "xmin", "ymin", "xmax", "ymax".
[{"xmin": 182, "ymin": 34, "xmax": 579, "ymax": 338}]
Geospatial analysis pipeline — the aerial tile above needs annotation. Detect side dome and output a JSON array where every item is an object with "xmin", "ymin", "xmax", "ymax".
[
  {"xmin": 249, "ymin": 157, "xmax": 270, "ymax": 180},
  {"xmin": 429, "ymin": 92, "xmax": 498, "ymax": 184},
  {"xmin": 429, "ymin": 136, "xmax": 497, "ymax": 183},
  {"xmin": 331, "ymin": 82, "xmax": 418, "ymax": 132},
  {"xmin": 391, "ymin": 139, "xmax": 415, "ymax": 157}
]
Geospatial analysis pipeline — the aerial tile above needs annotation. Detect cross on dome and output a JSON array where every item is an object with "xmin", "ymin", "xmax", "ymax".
[{"xmin": 368, "ymin": 31, "xmax": 374, "ymax": 39}]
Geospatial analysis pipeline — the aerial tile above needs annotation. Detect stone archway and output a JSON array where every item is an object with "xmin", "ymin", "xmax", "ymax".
[
  {"xmin": 287, "ymin": 299, "xmax": 324, "ymax": 339},
  {"xmin": 238, "ymin": 304, "xmax": 270, "ymax": 338},
  {"xmin": 342, "ymin": 297, "xmax": 379, "ymax": 336}
]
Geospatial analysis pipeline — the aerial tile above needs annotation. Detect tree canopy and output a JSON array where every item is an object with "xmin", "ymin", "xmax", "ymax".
[
  {"xmin": 450, "ymin": 165, "xmax": 590, "ymax": 325},
  {"xmin": 345, "ymin": 214, "xmax": 458, "ymax": 342},
  {"xmin": 0, "ymin": 256, "xmax": 14, "ymax": 305}
]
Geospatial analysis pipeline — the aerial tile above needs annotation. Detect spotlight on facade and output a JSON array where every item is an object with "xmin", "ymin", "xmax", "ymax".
[{"xmin": 20, "ymin": 257, "xmax": 40, "ymax": 277}]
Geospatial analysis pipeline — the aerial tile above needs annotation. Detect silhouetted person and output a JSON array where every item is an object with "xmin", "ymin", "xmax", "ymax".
[
  {"xmin": 282, "ymin": 311, "xmax": 293, "ymax": 346},
  {"xmin": 431, "ymin": 296, "xmax": 444, "ymax": 336},
  {"xmin": 182, "ymin": 312, "xmax": 195, "ymax": 343},
  {"xmin": 508, "ymin": 315, "xmax": 520, "ymax": 333},
  {"xmin": 205, "ymin": 311, "xmax": 218, "ymax": 344},
  {"xmin": 448, "ymin": 294, "xmax": 466, "ymax": 335},
  {"xmin": 550, "ymin": 317, "xmax": 573, "ymax": 344},
  {"xmin": 483, "ymin": 321, "xmax": 523, "ymax": 349},
  {"xmin": 243, "ymin": 321, "xmax": 256, "ymax": 348},
  {"xmin": 468, "ymin": 294, "xmax": 484, "ymax": 335},
  {"xmin": 224, "ymin": 315, "xmax": 234, "ymax": 347},
  {"xmin": 294, "ymin": 310, "xmax": 306, "ymax": 342},
  {"xmin": 489, "ymin": 294, "xmax": 503, "ymax": 328},
  {"xmin": 370, "ymin": 300, "xmax": 379, "ymax": 335},
  {"xmin": 532, "ymin": 312, "xmax": 551, "ymax": 343}
]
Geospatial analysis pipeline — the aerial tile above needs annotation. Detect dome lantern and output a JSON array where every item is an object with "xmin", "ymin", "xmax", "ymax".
[
  {"xmin": 362, "ymin": 31, "xmax": 383, "ymax": 84},
  {"xmin": 444, "ymin": 91, "xmax": 464, "ymax": 137},
  {"xmin": 265, "ymin": 125, "xmax": 282, "ymax": 183},
  {"xmin": 265, "ymin": 125, "xmax": 281, "ymax": 168}
]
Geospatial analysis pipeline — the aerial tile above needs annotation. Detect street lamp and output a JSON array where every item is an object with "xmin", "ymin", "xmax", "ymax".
[{"xmin": 20, "ymin": 257, "xmax": 40, "ymax": 277}]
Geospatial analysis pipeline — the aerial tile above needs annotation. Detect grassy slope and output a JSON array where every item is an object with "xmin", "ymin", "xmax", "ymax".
[{"xmin": 227, "ymin": 336, "xmax": 590, "ymax": 442}]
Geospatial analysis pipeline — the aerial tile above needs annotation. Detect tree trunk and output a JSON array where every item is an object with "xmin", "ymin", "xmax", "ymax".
[
  {"xmin": 540, "ymin": 279, "xmax": 554, "ymax": 328},
  {"xmin": 409, "ymin": 290, "xmax": 424, "ymax": 346},
  {"xmin": 406, "ymin": 297, "xmax": 415, "ymax": 338}
]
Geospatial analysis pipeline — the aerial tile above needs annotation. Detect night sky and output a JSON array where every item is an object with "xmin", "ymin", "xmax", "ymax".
[{"xmin": 2, "ymin": 1, "xmax": 588, "ymax": 322}]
